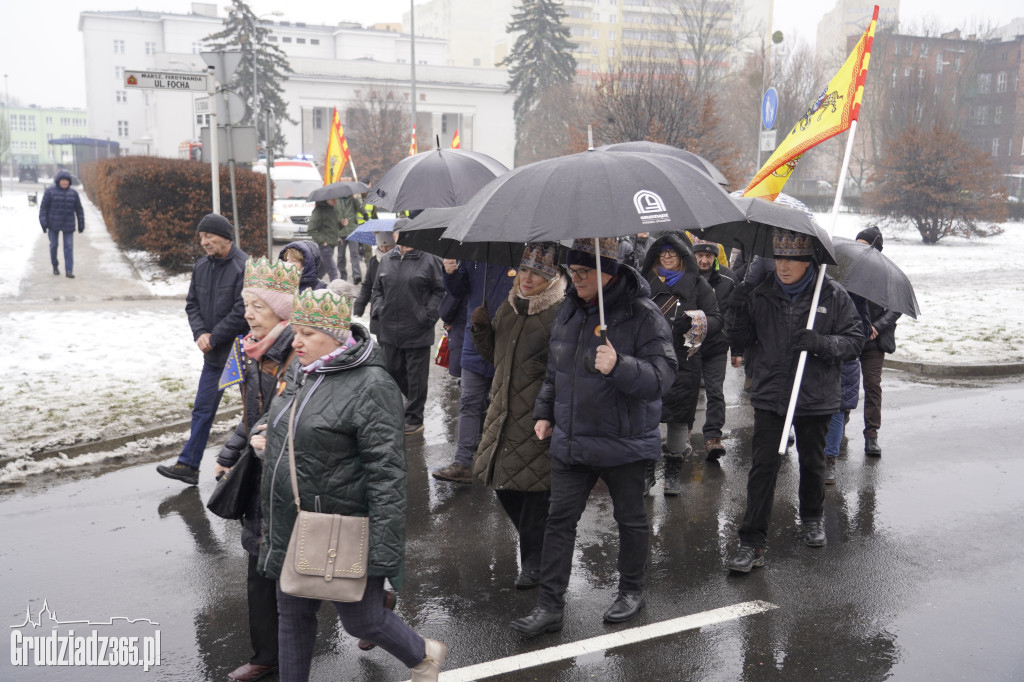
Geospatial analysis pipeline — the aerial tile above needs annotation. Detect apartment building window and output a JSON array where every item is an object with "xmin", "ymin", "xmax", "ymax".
[
  {"xmin": 892, "ymin": 67, "xmax": 898, "ymax": 87},
  {"xmin": 609, "ymin": 47, "xmax": 615, "ymax": 57},
  {"xmin": 917, "ymin": 68, "xmax": 924, "ymax": 85},
  {"xmin": 903, "ymin": 67, "xmax": 911, "ymax": 78},
  {"xmin": 978, "ymin": 73, "xmax": 991, "ymax": 94},
  {"xmin": 113, "ymin": 39, "xmax": 125, "ymax": 54},
  {"xmin": 296, "ymin": 38, "xmax": 306, "ymax": 44},
  {"xmin": 473, "ymin": 57, "xmax": 481, "ymax": 66},
  {"xmin": 594, "ymin": 13, "xmax": 600, "ymax": 22},
  {"xmin": 46, "ymin": 116, "xmax": 52, "ymax": 125},
  {"xmin": 196, "ymin": 113, "xmax": 210, "ymax": 126},
  {"xmin": 116, "ymin": 90, "xmax": 127, "ymax": 103},
  {"xmin": 118, "ymin": 120, "xmax": 129, "ymax": 137},
  {"xmin": 311, "ymin": 39, "xmax": 319, "ymax": 45},
  {"xmin": 997, "ymin": 72, "xmax": 1007, "ymax": 93},
  {"xmin": 27, "ymin": 116, "xmax": 36, "ymax": 132},
  {"xmin": 268, "ymin": 35, "xmax": 278, "ymax": 41},
  {"xmin": 115, "ymin": 66, "xmax": 124, "ymax": 80},
  {"xmin": 313, "ymin": 109, "xmax": 324, "ymax": 130},
  {"xmin": 593, "ymin": 29, "xmax": 600, "ymax": 39},
  {"xmin": 991, "ymin": 138, "xmax": 999, "ymax": 157},
  {"xmin": 935, "ymin": 53, "xmax": 943, "ymax": 74},
  {"xmin": 442, "ymin": 114, "xmax": 448, "ymax": 134},
  {"xmin": 954, "ymin": 56, "xmax": 961, "ymax": 71},
  {"xmin": 145, "ymin": 41, "xmax": 156, "ymax": 55},
  {"xmin": 995, "ymin": 106, "xmax": 1003, "ymax": 125},
  {"xmin": 192, "ymin": 42, "xmax": 201, "ymax": 54},
  {"xmin": 282, "ymin": 36, "xmax": 292, "ymax": 43},
  {"xmin": 609, "ymin": 14, "xmax": 617, "ymax": 22},
  {"xmin": 609, "ymin": 31, "xmax": 615, "ymax": 40},
  {"xmin": 920, "ymin": 43, "xmax": 928, "ymax": 58}
]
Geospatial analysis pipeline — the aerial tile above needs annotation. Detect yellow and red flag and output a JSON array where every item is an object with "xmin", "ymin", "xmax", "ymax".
[
  {"xmin": 409, "ymin": 125, "xmax": 418, "ymax": 156},
  {"xmin": 451, "ymin": 129, "xmax": 461, "ymax": 149},
  {"xmin": 322, "ymin": 107, "xmax": 351, "ymax": 184},
  {"xmin": 743, "ymin": 5, "xmax": 878, "ymax": 200}
]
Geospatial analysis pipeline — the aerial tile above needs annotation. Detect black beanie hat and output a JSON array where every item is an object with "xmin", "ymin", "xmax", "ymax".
[
  {"xmin": 856, "ymin": 226, "xmax": 883, "ymax": 252},
  {"xmin": 197, "ymin": 213, "xmax": 235, "ymax": 241}
]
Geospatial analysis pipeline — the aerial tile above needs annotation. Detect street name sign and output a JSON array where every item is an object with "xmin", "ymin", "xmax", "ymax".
[
  {"xmin": 760, "ymin": 129, "xmax": 777, "ymax": 152},
  {"xmin": 125, "ymin": 71, "xmax": 210, "ymax": 92}
]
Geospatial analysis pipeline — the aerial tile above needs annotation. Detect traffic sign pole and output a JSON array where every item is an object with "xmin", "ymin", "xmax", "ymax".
[{"xmin": 207, "ymin": 66, "xmax": 220, "ymax": 215}]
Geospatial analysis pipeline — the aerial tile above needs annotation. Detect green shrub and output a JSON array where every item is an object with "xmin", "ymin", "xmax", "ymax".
[{"xmin": 79, "ymin": 157, "xmax": 269, "ymax": 271}]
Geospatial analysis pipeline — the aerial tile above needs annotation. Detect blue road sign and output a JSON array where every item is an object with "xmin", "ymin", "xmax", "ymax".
[{"xmin": 762, "ymin": 87, "xmax": 779, "ymax": 130}]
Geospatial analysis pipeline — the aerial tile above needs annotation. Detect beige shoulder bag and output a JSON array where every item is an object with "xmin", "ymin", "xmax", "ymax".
[{"xmin": 279, "ymin": 393, "xmax": 369, "ymax": 602}]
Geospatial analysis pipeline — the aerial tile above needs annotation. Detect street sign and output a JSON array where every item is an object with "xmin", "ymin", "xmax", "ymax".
[
  {"xmin": 200, "ymin": 126, "xmax": 258, "ymax": 164},
  {"xmin": 194, "ymin": 91, "xmax": 246, "ymax": 126},
  {"xmin": 760, "ymin": 129, "xmax": 777, "ymax": 152},
  {"xmin": 762, "ymin": 87, "xmax": 779, "ymax": 130},
  {"xmin": 124, "ymin": 70, "xmax": 209, "ymax": 92},
  {"xmin": 201, "ymin": 51, "xmax": 244, "ymax": 80}
]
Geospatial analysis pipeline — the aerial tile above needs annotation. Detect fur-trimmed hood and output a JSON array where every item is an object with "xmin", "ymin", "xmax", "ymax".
[{"xmin": 507, "ymin": 272, "xmax": 567, "ymax": 316}]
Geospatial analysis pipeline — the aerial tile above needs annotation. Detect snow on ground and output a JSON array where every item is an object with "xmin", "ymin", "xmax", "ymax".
[{"xmin": 0, "ymin": 193, "xmax": 36, "ymax": 297}]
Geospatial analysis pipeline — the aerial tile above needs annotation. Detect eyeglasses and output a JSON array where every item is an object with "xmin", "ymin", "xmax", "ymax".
[
  {"xmin": 566, "ymin": 266, "xmax": 593, "ymax": 281},
  {"xmin": 659, "ymin": 250, "xmax": 680, "ymax": 259}
]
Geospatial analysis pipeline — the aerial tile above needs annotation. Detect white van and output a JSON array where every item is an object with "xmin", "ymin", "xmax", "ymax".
[{"xmin": 253, "ymin": 159, "xmax": 323, "ymax": 242}]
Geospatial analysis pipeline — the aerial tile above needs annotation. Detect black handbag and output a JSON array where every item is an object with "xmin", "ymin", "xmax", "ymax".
[{"xmin": 206, "ymin": 449, "xmax": 257, "ymax": 520}]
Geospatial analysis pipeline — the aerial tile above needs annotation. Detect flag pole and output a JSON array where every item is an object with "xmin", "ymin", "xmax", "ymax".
[
  {"xmin": 348, "ymin": 157, "xmax": 358, "ymax": 183},
  {"xmin": 777, "ymin": 118, "xmax": 860, "ymax": 454}
]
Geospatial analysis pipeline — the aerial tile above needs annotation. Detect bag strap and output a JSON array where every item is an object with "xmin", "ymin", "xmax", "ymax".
[
  {"xmin": 287, "ymin": 391, "xmax": 302, "ymax": 512},
  {"xmin": 659, "ymin": 295, "xmax": 679, "ymax": 315}
]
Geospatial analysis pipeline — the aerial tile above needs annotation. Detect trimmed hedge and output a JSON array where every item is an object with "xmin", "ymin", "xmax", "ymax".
[{"xmin": 80, "ymin": 157, "xmax": 269, "ymax": 272}]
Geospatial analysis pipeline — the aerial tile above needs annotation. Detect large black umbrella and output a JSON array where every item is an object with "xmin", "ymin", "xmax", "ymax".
[
  {"xmin": 597, "ymin": 141, "xmax": 730, "ymax": 187},
  {"xmin": 696, "ymin": 196, "xmax": 838, "ymax": 266},
  {"xmin": 306, "ymin": 180, "xmax": 369, "ymax": 202},
  {"xmin": 397, "ymin": 207, "xmax": 526, "ymax": 266},
  {"xmin": 440, "ymin": 149, "xmax": 745, "ymax": 244},
  {"xmin": 831, "ymin": 237, "xmax": 920, "ymax": 319},
  {"xmin": 370, "ymin": 149, "xmax": 509, "ymax": 212}
]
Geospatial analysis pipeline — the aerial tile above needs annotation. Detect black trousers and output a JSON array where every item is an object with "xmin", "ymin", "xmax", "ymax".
[
  {"xmin": 700, "ymin": 351, "xmax": 728, "ymax": 439},
  {"xmin": 381, "ymin": 343, "xmax": 431, "ymax": 427},
  {"xmin": 537, "ymin": 458, "xmax": 649, "ymax": 612},
  {"xmin": 861, "ymin": 346, "xmax": 885, "ymax": 439},
  {"xmin": 495, "ymin": 489, "xmax": 551, "ymax": 577},
  {"xmin": 738, "ymin": 409, "xmax": 831, "ymax": 549},
  {"xmin": 336, "ymin": 238, "xmax": 363, "ymax": 281},
  {"xmin": 247, "ymin": 553, "xmax": 279, "ymax": 666}
]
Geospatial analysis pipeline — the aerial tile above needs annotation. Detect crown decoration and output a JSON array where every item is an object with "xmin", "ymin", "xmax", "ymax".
[
  {"xmin": 244, "ymin": 256, "xmax": 300, "ymax": 294},
  {"xmin": 683, "ymin": 309, "xmax": 708, "ymax": 359},
  {"xmin": 772, "ymin": 229, "xmax": 815, "ymax": 257},
  {"xmin": 569, "ymin": 237, "xmax": 619, "ymax": 262},
  {"xmin": 688, "ymin": 233, "xmax": 720, "ymax": 253},
  {"xmin": 520, "ymin": 242, "xmax": 560, "ymax": 278},
  {"xmin": 290, "ymin": 288, "xmax": 351, "ymax": 333}
]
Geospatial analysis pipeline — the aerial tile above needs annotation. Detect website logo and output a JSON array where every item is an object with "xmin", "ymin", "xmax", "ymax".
[{"xmin": 633, "ymin": 190, "xmax": 671, "ymax": 225}]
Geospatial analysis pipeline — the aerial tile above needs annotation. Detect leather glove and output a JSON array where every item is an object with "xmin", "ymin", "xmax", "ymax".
[
  {"xmin": 792, "ymin": 329, "xmax": 825, "ymax": 355},
  {"xmin": 728, "ymin": 281, "xmax": 753, "ymax": 310},
  {"xmin": 470, "ymin": 304, "xmax": 490, "ymax": 328},
  {"xmin": 78, "ymin": 227, "xmax": 84, "ymax": 233},
  {"xmin": 42, "ymin": 227, "xmax": 48, "ymax": 234},
  {"xmin": 673, "ymin": 314, "xmax": 692, "ymax": 334}
]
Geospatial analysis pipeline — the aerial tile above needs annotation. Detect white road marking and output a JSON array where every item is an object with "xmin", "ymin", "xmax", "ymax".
[{"xmin": 419, "ymin": 600, "xmax": 777, "ymax": 681}]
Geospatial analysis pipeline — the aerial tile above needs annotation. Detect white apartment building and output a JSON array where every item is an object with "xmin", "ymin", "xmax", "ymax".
[
  {"xmin": 816, "ymin": 0, "xmax": 900, "ymax": 70},
  {"xmin": 77, "ymin": 3, "xmax": 515, "ymax": 168}
]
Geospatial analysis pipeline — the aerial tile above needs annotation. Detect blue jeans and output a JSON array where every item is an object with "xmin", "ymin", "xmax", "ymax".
[
  {"xmin": 453, "ymin": 368, "xmax": 492, "ymax": 467},
  {"xmin": 824, "ymin": 410, "xmax": 847, "ymax": 457},
  {"xmin": 177, "ymin": 362, "xmax": 225, "ymax": 469},
  {"xmin": 48, "ymin": 229, "xmax": 74, "ymax": 273}
]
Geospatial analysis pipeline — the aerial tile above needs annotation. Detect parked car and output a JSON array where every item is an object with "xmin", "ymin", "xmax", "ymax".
[{"xmin": 254, "ymin": 159, "xmax": 323, "ymax": 242}]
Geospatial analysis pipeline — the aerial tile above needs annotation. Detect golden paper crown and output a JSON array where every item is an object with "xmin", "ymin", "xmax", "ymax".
[
  {"xmin": 243, "ymin": 256, "xmax": 300, "ymax": 294},
  {"xmin": 290, "ymin": 288, "xmax": 351, "ymax": 334},
  {"xmin": 520, "ymin": 242, "xmax": 559, "ymax": 278}
]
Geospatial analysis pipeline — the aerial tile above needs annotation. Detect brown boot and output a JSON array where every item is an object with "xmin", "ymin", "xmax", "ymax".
[
  {"xmin": 357, "ymin": 590, "xmax": 396, "ymax": 650},
  {"xmin": 704, "ymin": 437, "xmax": 726, "ymax": 461}
]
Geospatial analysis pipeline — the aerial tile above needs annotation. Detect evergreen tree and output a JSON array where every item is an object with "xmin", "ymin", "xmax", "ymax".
[
  {"xmin": 204, "ymin": 0, "xmax": 295, "ymax": 155},
  {"xmin": 500, "ymin": 0, "xmax": 577, "ymax": 131}
]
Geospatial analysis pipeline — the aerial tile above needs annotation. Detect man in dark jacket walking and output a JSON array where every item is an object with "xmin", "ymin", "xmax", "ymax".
[
  {"xmin": 157, "ymin": 214, "xmax": 249, "ymax": 485},
  {"xmin": 691, "ymin": 236, "xmax": 737, "ymax": 460},
  {"xmin": 371, "ymin": 235, "xmax": 445, "ymax": 434},
  {"xmin": 856, "ymin": 226, "xmax": 901, "ymax": 457},
  {"xmin": 354, "ymin": 230, "xmax": 397, "ymax": 337},
  {"xmin": 38, "ymin": 170, "xmax": 84, "ymax": 278},
  {"xmin": 725, "ymin": 229, "xmax": 864, "ymax": 572},
  {"xmin": 510, "ymin": 238, "xmax": 676, "ymax": 635}
]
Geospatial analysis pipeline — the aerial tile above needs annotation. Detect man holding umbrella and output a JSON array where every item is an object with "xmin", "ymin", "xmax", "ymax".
[
  {"xmin": 725, "ymin": 229, "xmax": 863, "ymax": 572},
  {"xmin": 511, "ymin": 238, "xmax": 676, "ymax": 634}
]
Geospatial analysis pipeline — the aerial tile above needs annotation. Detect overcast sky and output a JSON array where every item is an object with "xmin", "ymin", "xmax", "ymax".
[{"xmin": 0, "ymin": 0, "xmax": 1019, "ymax": 109}]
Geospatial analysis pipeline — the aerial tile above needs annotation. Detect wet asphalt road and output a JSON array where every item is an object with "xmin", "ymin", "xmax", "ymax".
[{"xmin": 2, "ymin": 364, "xmax": 1023, "ymax": 681}]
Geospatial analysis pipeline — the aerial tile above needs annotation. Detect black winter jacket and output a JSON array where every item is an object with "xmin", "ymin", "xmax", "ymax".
[
  {"xmin": 443, "ymin": 261, "xmax": 516, "ymax": 377},
  {"xmin": 729, "ymin": 270, "xmax": 865, "ymax": 416},
  {"xmin": 38, "ymin": 170, "xmax": 84, "ymax": 233},
  {"xmin": 185, "ymin": 243, "xmax": 250, "ymax": 367},
  {"xmin": 533, "ymin": 265, "xmax": 677, "ymax": 467},
  {"xmin": 257, "ymin": 325, "xmax": 408, "ymax": 584},
  {"xmin": 371, "ymin": 248, "xmax": 445, "ymax": 348},
  {"xmin": 279, "ymin": 240, "xmax": 326, "ymax": 292},
  {"xmin": 354, "ymin": 250, "xmax": 382, "ymax": 335},
  {"xmin": 700, "ymin": 263, "xmax": 737, "ymax": 357},
  {"xmin": 216, "ymin": 326, "xmax": 295, "ymax": 556},
  {"xmin": 864, "ymin": 301, "xmax": 901, "ymax": 354}
]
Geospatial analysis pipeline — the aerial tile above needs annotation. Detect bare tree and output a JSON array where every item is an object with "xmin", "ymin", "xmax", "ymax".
[
  {"xmin": 516, "ymin": 82, "xmax": 595, "ymax": 165},
  {"xmin": 660, "ymin": 0, "xmax": 758, "ymax": 96},
  {"xmin": 344, "ymin": 89, "xmax": 408, "ymax": 185}
]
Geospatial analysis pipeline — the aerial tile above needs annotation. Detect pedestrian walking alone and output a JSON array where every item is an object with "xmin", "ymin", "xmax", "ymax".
[
  {"xmin": 511, "ymin": 238, "xmax": 676, "ymax": 635},
  {"xmin": 725, "ymin": 229, "xmax": 863, "ymax": 573},
  {"xmin": 38, "ymin": 170, "xmax": 84, "ymax": 278},
  {"xmin": 471, "ymin": 243, "xmax": 566, "ymax": 590},
  {"xmin": 157, "ymin": 214, "xmax": 249, "ymax": 486},
  {"xmin": 250, "ymin": 288, "xmax": 446, "ymax": 682}
]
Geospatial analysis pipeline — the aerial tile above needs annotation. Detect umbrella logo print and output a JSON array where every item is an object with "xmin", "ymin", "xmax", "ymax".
[{"xmin": 633, "ymin": 190, "xmax": 670, "ymax": 226}]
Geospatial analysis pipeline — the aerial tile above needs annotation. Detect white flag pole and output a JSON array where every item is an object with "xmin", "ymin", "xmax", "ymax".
[{"xmin": 777, "ymin": 119, "xmax": 860, "ymax": 454}]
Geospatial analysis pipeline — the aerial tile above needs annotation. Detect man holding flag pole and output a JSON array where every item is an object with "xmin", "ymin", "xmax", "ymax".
[{"xmin": 726, "ymin": 6, "xmax": 878, "ymax": 573}]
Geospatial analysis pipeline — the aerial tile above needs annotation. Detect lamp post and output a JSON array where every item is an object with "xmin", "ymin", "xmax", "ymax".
[{"xmin": 754, "ymin": 31, "xmax": 784, "ymax": 173}]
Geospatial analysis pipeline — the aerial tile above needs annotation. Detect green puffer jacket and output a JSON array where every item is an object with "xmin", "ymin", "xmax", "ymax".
[
  {"xmin": 471, "ymin": 275, "xmax": 566, "ymax": 491},
  {"xmin": 256, "ymin": 324, "xmax": 408, "ymax": 585},
  {"xmin": 337, "ymin": 196, "xmax": 363, "ymax": 238},
  {"xmin": 306, "ymin": 201, "xmax": 341, "ymax": 245}
]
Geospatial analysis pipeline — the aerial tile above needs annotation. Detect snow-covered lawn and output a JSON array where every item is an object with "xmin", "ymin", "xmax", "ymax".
[{"xmin": 1, "ymin": 186, "xmax": 1021, "ymax": 483}]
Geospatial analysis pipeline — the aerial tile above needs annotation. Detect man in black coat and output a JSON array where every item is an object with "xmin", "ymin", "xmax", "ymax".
[
  {"xmin": 371, "ymin": 235, "xmax": 445, "ymax": 434},
  {"xmin": 691, "ymin": 236, "xmax": 738, "ymax": 460},
  {"xmin": 511, "ymin": 238, "xmax": 676, "ymax": 635},
  {"xmin": 725, "ymin": 229, "xmax": 864, "ymax": 572},
  {"xmin": 856, "ymin": 226, "xmax": 901, "ymax": 457},
  {"xmin": 38, "ymin": 170, "xmax": 84, "ymax": 278},
  {"xmin": 157, "ymin": 214, "xmax": 249, "ymax": 485}
]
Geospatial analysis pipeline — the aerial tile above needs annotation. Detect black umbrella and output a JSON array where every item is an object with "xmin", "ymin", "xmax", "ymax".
[
  {"xmin": 397, "ymin": 207, "xmax": 526, "ymax": 266},
  {"xmin": 597, "ymin": 141, "xmax": 730, "ymax": 187},
  {"xmin": 440, "ymin": 149, "xmax": 745, "ymax": 244},
  {"xmin": 831, "ymin": 237, "xmax": 920, "ymax": 319},
  {"xmin": 306, "ymin": 180, "xmax": 369, "ymax": 202},
  {"xmin": 370, "ymin": 149, "xmax": 509, "ymax": 212},
  {"xmin": 696, "ymin": 196, "xmax": 838, "ymax": 266}
]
